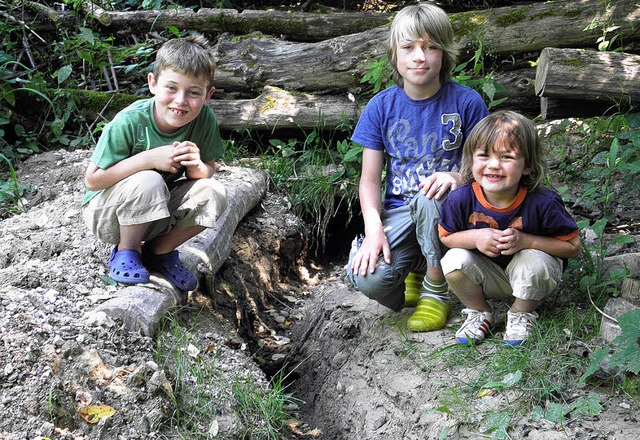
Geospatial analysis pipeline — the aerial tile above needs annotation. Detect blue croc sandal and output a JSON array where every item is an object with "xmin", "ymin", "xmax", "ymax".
[
  {"xmin": 143, "ymin": 249, "xmax": 197, "ymax": 291},
  {"xmin": 108, "ymin": 247, "xmax": 150, "ymax": 284}
]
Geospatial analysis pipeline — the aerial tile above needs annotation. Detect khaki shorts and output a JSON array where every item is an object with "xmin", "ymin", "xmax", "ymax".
[
  {"xmin": 83, "ymin": 170, "xmax": 227, "ymax": 245},
  {"xmin": 441, "ymin": 248, "xmax": 563, "ymax": 302}
]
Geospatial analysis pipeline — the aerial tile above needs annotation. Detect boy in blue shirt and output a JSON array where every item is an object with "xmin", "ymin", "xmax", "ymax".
[
  {"xmin": 439, "ymin": 111, "xmax": 580, "ymax": 345},
  {"xmin": 347, "ymin": 3, "xmax": 489, "ymax": 331},
  {"xmin": 82, "ymin": 35, "xmax": 228, "ymax": 291}
]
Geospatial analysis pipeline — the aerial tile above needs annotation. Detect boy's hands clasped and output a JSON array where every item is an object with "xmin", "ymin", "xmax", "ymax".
[
  {"xmin": 150, "ymin": 141, "xmax": 210, "ymax": 177},
  {"xmin": 475, "ymin": 227, "xmax": 527, "ymax": 258},
  {"xmin": 172, "ymin": 141, "xmax": 202, "ymax": 168}
]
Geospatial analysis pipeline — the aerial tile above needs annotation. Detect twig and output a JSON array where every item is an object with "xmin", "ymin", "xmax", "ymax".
[
  {"xmin": 22, "ymin": 32, "xmax": 37, "ymax": 69},
  {"xmin": 586, "ymin": 284, "xmax": 618, "ymax": 324},
  {"xmin": 102, "ymin": 66, "xmax": 113, "ymax": 92},
  {"xmin": 0, "ymin": 6, "xmax": 46, "ymax": 43},
  {"xmin": 107, "ymin": 50, "xmax": 119, "ymax": 92},
  {"xmin": 87, "ymin": 94, "xmax": 116, "ymax": 134}
]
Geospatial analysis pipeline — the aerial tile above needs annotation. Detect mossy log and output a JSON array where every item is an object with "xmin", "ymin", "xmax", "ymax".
[
  {"xmin": 535, "ymin": 47, "xmax": 640, "ymax": 119},
  {"xmin": 19, "ymin": 6, "xmax": 391, "ymax": 42},
  {"xmin": 212, "ymin": 0, "xmax": 640, "ymax": 96},
  {"xmin": 21, "ymin": 1, "xmax": 640, "ymax": 53},
  {"xmin": 73, "ymin": 87, "xmax": 364, "ymax": 131}
]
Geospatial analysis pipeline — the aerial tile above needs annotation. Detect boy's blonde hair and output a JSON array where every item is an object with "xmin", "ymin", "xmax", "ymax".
[
  {"xmin": 388, "ymin": 3, "xmax": 458, "ymax": 87},
  {"xmin": 153, "ymin": 34, "xmax": 216, "ymax": 86},
  {"xmin": 460, "ymin": 110, "xmax": 546, "ymax": 191}
]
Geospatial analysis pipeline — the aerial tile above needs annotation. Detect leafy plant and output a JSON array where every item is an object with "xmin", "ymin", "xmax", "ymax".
[
  {"xmin": 452, "ymin": 39, "xmax": 507, "ymax": 109},
  {"xmin": 581, "ymin": 309, "xmax": 640, "ymax": 384},
  {"xmin": 531, "ymin": 392, "xmax": 603, "ymax": 426},
  {"xmin": 426, "ymin": 303, "xmax": 598, "ymax": 438},
  {"xmin": 575, "ymin": 123, "xmax": 638, "ymax": 297},
  {"xmin": 263, "ymin": 113, "xmax": 361, "ymax": 251},
  {"xmin": 583, "ymin": 2, "xmax": 623, "ymax": 52},
  {"xmin": 360, "ymin": 54, "xmax": 393, "ymax": 94},
  {"xmin": 578, "ymin": 218, "xmax": 632, "ymax": 297}
]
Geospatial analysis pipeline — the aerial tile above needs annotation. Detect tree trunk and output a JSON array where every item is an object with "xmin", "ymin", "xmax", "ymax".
[
  {"xmin": 23, "ymin": 1, "xmax": 640, "ymax": 55},
  {"xmin": 535, "ymin": 47, "xmax": 640, "ymax": 103},
  {"xmin": 453, "ymin": 0, "xmax": 640, "ymax": 58},
  {"xmin": 20, "ymin": 6, "xmax": 392, "ymax": 42},
  {"xmin": 211, "ymin": 0, "xmax": 640, "ymax": 96}
]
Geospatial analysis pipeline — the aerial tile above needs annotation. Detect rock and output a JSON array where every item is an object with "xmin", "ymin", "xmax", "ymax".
[{"xmin": 601, "ymin": 297, "xmax": 640, "ymax": 343}]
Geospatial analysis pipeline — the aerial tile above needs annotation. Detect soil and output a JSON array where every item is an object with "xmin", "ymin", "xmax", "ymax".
[{"xmin": 0, "ymin": 119, "xmax": 639, "ymax": 439}]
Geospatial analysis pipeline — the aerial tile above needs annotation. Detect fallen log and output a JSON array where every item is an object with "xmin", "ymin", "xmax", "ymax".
[
  {"xmin": 73, "ymin": 75, "xmax": 534, "ymax": 134},
  {"xmin": 453, "ymin": 0, "xmax": 640, "ymax": 58},
  {"xmin": 535, "ymin": 47, "xmax": 640, "ymax": 105},
  {"xmin": 209, "ymin": 86, "xmax": 364, "ymax": 131},
  {"xmin": 212, "ymin": 0, "xmax": 640, "ymax": 95},
  {"xmin": 18, "ymin": 6, "xmax": 392, "ymax": 42}
]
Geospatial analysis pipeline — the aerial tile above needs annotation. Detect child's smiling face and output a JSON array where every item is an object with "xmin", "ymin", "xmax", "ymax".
[
  {"xmin": 472, "ymin": 140, "xmax": 531, "ymax": 206},
  {"xmin": 148, "ymin": 68, "xmax": 214, "ymax": 134}
]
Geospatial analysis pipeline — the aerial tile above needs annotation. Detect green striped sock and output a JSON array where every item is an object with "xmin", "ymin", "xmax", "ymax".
[{"xmin": 420, "ymin": 275, "xmax": 449, "ymax": 301}]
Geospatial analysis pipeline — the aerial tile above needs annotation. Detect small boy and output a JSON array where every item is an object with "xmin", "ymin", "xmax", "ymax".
[
  {"xmin": 82, "ymin": 35, "xmax": 228, "ymax": 291},
  {"xmin": 438, "ymin": 111, "xmax": 581, "ymax": 346},
  {"xmin": 347, "ymin": 3, "xmax": 489, "ymax": 331}
]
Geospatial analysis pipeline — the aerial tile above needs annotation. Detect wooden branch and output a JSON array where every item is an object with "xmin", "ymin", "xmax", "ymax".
[
  {"xmin": 535, "ymin": 47, "xmax": 640, "ymax": 103},
  {"xmin": 21, "ymin": 1, "xmax": 640, "ymax": 56}
]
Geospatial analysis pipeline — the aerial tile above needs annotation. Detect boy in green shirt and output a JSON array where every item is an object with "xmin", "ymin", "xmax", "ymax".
[{"xmin": 82, "ymin": 35, "xmax": 228, "ymax": 291}]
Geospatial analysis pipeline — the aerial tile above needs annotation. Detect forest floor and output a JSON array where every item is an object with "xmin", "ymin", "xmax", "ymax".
[{"xmin": 0, "ymin": 117, "xmax": 639, "ymax": 439}]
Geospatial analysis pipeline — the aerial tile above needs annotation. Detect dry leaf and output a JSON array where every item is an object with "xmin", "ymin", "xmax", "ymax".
[
  {"xmin": 78, "ymin": 404, "xmax": 116, "ymax": 424},
  {"xmin": 477, "ymin": 388, "xmax": 496, "ymax": 398}
]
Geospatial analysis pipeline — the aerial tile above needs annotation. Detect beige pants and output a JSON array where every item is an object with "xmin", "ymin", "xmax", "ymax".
[
  {"xmin": 83, "ymin": 170, "xmax": 228, "ymax": 245},
  {"xmin": 441, "ymin": 248, "xmax": 563, "ymax": 302}
]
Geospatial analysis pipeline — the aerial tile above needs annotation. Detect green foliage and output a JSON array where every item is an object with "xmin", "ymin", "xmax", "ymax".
[
  {"xmin": 0, "ymin": 153, "xmax": 30, "ymax": 218},
  {"xmin": 609, "ymin": 310, "xmax": 640, "ymax": 375},
  {"xmin": 578, "ymin": 217, "xmax": 632, "ymax": 297},
  {"xmin": 582, "ymin": 309, "xmax": 640, "ymax": 384},
  {"xmin": 427, "ymin": 303, "xmax": 599, "ymax": 438},
  {"xmin": 260, "ymin": 113, "xmax": 361, "ymax": 251},
  {"xmin": 583, "ymin": 2, "xmax": 623, "ymax": 52},
  {"xmin": 155, "ymin": 311, "xmax": 297, "ymax": 438},
  {"xmin": 452, "ymin": 40, "xmax": 507, "ymax": 110},
  {"xmin": 574, "ymin": 116, "xmax": 638, "ymax": 296},
  {"xmin": 531, "ymin": 392, "xmax": 603, "ymax": 426},
  {"xmin": 360, "ymin": 55, "xmax": 393, "ymax": 94}
]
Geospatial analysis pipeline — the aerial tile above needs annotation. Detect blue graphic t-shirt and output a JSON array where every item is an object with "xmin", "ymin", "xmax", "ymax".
[
  {"xmin": 352, "ymin": 82, "xmax": 488, "ymax": 210},
  {"xmin": 438, "ymin": 182, "xmax": 580, "ymax": 269}
]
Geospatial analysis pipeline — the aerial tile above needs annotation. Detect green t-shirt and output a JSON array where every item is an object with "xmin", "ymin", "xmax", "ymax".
[{"xmin": 82, "ymin": 97, "xmax": 223, "ymax": 205}]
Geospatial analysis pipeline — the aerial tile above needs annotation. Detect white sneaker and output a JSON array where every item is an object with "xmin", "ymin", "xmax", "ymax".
[
  {"xmin": 455, "ymin": 308, "xmax": 495, "ymax": 345},
  {"xmin": 504, "ymin": 310, "xmax": 538, "ymax": 346}
]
